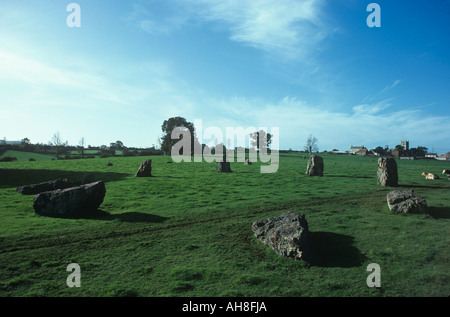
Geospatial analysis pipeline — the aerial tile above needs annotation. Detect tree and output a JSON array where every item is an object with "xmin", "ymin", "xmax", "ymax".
[
  {"xmin": 79, "ymin": 137, "xmax": 85, "ymax": 158},
  {"xmin": 51, "ymin": 132, "xmax": 64, "ymax": 159},
  {"xmin": 394, "ymin": 144, "xmax": 404, "ymax": 156},
  {"xmin": 373, "ymin": 146, "xmax": 386, "ymax": 156},
  {"xmin": 20, "ymin": 138, "xmax": 32, "ymax": 151},
  {"xmin": 160, "ymin": 117, "xmax": 197, "ymax": 156},
  {"xmin": 249, "ymin": 130, "xmax": 272, "ymax": 152},
  {"xmin": 417, "ymin": 146, "xmax": 428, "ymax": 157},
  {"xmin": 304, "ymin": 134, "xmax": 318, "ymax": 154}
]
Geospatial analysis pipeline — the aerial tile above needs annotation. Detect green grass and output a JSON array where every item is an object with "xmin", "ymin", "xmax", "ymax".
[
  {"xmin": 0, "ymin": 154, "xmax": 449, "ymax": 297},
  {"xmin": 0, "ymin": 150, "xmax": 54, "ymax": 162}
]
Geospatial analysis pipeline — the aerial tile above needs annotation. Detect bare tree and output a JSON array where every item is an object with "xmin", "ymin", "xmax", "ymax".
[
  {"xmin": 51, "ymin": 131, "xmax": 64, "ymax": 159},
  {"xmin": 79, "ymin": 137, "xmax": 85, "ymax": 158},
  {"xmin": 304, "ymin": 134, "xmax": 319, "ymax": 154}
]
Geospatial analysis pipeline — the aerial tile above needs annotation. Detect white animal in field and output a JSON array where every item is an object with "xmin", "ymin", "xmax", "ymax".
[{"xmin": 422, "ymin": 172, "xmax": 439, "ymax": 180}]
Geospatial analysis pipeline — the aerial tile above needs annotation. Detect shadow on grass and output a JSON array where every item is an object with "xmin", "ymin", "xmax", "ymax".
[
  {"xmin": 0, "ymin": 168, "xmax": 129, "ymax": 188},
  {"xmin": 307, "ymin": 232, "xmax": 366, "ymax": 268},
  {"xmin": 427, "ymin": 206, "xmax": 450, "ymax": 219},
  {"xmin": 46, "ymin": 210, "xmax": 169, "ymax": 223},
  {"xmin": 326, "ymin": 175, "xmax": 373, "ymax": 179},
  {"xmin": 399, "ymin": 184, "xmax": 443, "ymax": 189}
]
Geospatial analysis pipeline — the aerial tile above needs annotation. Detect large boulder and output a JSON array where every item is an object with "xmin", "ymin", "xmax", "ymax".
[
  {"xmin": 377, "ymin": 157, "xmax": 398, "ymax": 187},
  {"xmin": 306, "ymin": 155, "xmax": 324, "ymax": 176},
  {"xmin": 33, "ymin": 181, "xmax": 106, "ymax": 217},
  {"xmin": 17, "ymin": 179, "xmax": 75, "ymax": 195},
  {"xmin": 387, "ymin": 190, "xmax": 427, "ymax": 214},
  {"xmin": 252, "ymin": 212, "xmax": 310, "ymax": 261},
  {"xmin": 136, "ymin": 160, "xmax": 152, "ymax": 177}
]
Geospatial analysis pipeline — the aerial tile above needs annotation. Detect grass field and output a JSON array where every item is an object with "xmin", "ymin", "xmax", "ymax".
[
  {"xmin": 0, "ymin": 153, "xmax": 449, "ymax": 297},
  {"xmin": 0, "ymin": 150, "xmax": 54, "ymax": 162}
]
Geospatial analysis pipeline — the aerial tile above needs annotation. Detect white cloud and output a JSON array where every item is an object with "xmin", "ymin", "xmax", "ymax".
[
  {"xmin": 192, "ymin": 96, "xmax": 450, "ymax": 152},
  {"xmin": 188, "ymin": 0, "xmax": 327, "ymax": 59}
]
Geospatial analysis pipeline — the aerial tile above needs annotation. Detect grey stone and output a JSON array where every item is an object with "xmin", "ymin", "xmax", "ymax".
[
  {"xmin": 252, "ymin": 212, "xmax": 310, "ymax": 261},
  {"xmin": 17, "ymin": 179, "xmax": 75, "ymax": 195},
  {"xmin": 217, "ymin": 154, "xmax": 232, "ymax": 173},
  {"xmin": 306, "ymin": 155, "xmax": 324, "ymax": 176},
  {"xmin": 377, "ymin": 157, "xmax": 398, "ymax": 187},
  {"xmin": 387, "ymin": 190, "xmax": 427, "ymax": 214},
  {"xmin": 244, "ymin": 159, "xmax": 252, "ymax": 165},
  {"xmin": 136, "ymin": 160, "xmax": 152, "ymax": 177},
  {"xmin": 33, "ymin": 181, "xmax": 106, "ymax": 217},
  {"xmin": 217, "ymin": 161, "xmax": 232, "ymax": 172}
]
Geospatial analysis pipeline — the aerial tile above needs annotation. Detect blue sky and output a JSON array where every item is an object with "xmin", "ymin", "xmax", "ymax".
[{"xmin": 1, "ymin": 0, "xmax": 449, "ymax": 153}]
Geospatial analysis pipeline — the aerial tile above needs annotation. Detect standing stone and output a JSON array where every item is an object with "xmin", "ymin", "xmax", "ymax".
[
  {"xmin": 252, "ymin": 212, "xmax": 310, "ymax": 261},
  {"xmin": 377, "ymin": 157, "xmax": 398, "ymax": 186},
  {"xmin": 33, "ymin": 181, "xmax": 106, "ymax": 217},
  {"xmin": 17, "ymin": 179, "xmax": 75, "ymax": 195},
  {"xmin": 217, "ymin": 154, "xmax": 232, "ymax": 173},
  {"xmin": 136, "ymin": 160, "xmax": 152, "ymax": 177},
  {"xmin": 387, "ymin": 190, "xmax": 427, "ymax": 214},
  {"xmin": 306, "ymin": 155, "xmax": 324, "ymax": 176},
  {"xmin": 244, "ymin": 159, "xmax": 252, "ymax": 165}
]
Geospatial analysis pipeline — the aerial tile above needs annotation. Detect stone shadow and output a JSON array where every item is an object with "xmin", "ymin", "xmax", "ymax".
[
  {"xmin": 0, "ymin": 168, "xmax": 129, "ymax": 189},
  {"xmin": 427, "ymin": 206, "xmax": 450, "ymax": 219},
  {"xmin": 43, "ymin": 210, "xmax": 169, "ymax": 223},
  {"xmin": 307, "ymin": 232, "xmax": 366, "ymax": 268},
  {"xmin": 399, "ymin": 184, "xmax": 443, "ymax": 189}
]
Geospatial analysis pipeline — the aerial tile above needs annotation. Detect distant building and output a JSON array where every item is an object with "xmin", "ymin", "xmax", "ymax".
[
  {"xmin": 425, "ymin": 153, "xmax": 438, "ymax": 158},
  {"xmin": 0, "ymin": 140, "xmax": 21, "ymax": 146},
  {"xmin": 350, "ymin": 146, "xmax": 365, "ymax": 155},
  {"xmin": 401, "ymin": 140, "xmax": 409, "ymax": 151},
  {"xmin": 330, "ymin": 150, "xmax": 348, "ymax": 155},
  {"xmin": 356, "ymin": 148, "xmax": 368, "ymax": 156},
  {"xmin": 368, "ymin": 150, "xmax": 380, "ymax": 156}
]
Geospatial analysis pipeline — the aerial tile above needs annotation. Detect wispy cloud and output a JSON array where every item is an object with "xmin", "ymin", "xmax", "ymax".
[
  {"xmin": 363, "ymin": 80, "xmax": 402, "ymax": 103},
  {"xmin": 188, "ymin": 0, "xmax": 327, "ymax": 59},
  {"xmin": 194, "ymin": 96, "xmax": 450, "ymax": 152},
  {"xmin": 124, "ymin": 3, "xmax": 188, "ymax": 35}
]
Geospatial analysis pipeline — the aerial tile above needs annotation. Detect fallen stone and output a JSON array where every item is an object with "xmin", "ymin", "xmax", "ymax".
[
  {"xmin": 17, "ymin": 179, "xmax": 75, "ymax": 195},
  {"xmin": 377, "ymin": 157, "xmax": 398, "ymax": 187},
  {"xmin": 252, "ymin": 212, "xmax": 310, "ymax": 261},
  {"xmin": 387, "ymin": 190, "xmax": 427, "ymax": 214},
  {"xmin": 33, "ymin": 181, "xmax": 106, "ymax": 217},
  {"xmin": 306, "ymin": 155, "xmax": 324, "ymax": 176},
  {"xmin": 136, "ymin": 160, "xmax": 152, "ymax": 177}
]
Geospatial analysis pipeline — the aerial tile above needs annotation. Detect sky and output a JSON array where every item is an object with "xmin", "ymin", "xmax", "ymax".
[{"xmin": 0, "ymin": 0, "xmax": 449, "ymax": 153}]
